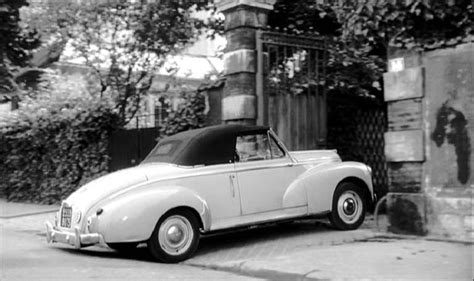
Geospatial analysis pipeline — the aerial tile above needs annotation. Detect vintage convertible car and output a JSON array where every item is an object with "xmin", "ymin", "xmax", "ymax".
[{"xmin": 46, "ymin": 124, "xmax": 374, "ymax": 263}]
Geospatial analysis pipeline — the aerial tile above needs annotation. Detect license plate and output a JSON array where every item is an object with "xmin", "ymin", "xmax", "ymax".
[{"xmin": 60, "ymin": 206, "xmax": 72, "ymax": 228}]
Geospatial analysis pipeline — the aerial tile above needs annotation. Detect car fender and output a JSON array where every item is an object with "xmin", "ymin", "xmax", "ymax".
[
  {"xmin": 301, "ymin": 161, "xmax": 373, "ymax": 214},
  {"xmin": 96, "ymin": 185, "xmax": 210, "ymax": 243},
  {"xmin": 282, "ymin": 175, "xmax": 308, "ymax": 209}
]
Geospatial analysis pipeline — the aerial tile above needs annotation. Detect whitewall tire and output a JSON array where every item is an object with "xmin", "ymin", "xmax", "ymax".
[
  {"xmin": 329, "ymin": 181, "xmax": 366, "ymax": 230},
  {"xmin": 147, "ymin": 209, "xmax": 200, "ymax": 263}
]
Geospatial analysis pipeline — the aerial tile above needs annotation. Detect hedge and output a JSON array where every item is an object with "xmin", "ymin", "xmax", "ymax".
[
  {"xmin": 0, "ymin": 103, "xmax": 120, "ymax": 204},
  {"xmin": 0, "ymin": 72, "xmax": 122, "ymax": 204},
  {"xmin": 0, "ymin": 75, "xmax": 207, "ymax": 204}
]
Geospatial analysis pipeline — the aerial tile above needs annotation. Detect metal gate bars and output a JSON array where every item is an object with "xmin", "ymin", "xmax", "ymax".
[{"xmin": 256, "ymin": 31, "xmax": 328, "ymax": 150}]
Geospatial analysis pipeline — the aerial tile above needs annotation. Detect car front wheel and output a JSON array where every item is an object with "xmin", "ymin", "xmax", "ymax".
[
  {"xmin": 329, "ymin": 181, "xmax": 366, "ymax": 230},
  {"xmin": 147, "ymin": 209, "xmax": 200, "ymax": 263}
]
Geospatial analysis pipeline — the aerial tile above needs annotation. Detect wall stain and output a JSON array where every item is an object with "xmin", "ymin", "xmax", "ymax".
[
  {"xmin": 431, "ymin": 100, "xmax": 471, "ymax": 185},
  {"xmin": 388, "ymin": 197, "xmax": 426, "ymax": 235}
]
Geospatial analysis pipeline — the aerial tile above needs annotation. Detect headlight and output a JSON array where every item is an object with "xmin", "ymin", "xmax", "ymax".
[{"xmin": 367, "ymin": 166, "xmax": 373, "ymax": 175}]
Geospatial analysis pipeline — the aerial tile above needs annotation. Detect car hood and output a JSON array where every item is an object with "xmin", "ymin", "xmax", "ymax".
[{"xmin": 65, "ymin": 163, "xmax": 183, "ymax": 208}]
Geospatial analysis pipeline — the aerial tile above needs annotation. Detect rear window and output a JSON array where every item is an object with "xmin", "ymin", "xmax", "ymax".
[
  {"xmin": 154, "ymin": 142, "xmax": 177, "ymax": 155},
  {"xmin": 141, "ymin": 140, "xmax": 182, "ymax": 164}
]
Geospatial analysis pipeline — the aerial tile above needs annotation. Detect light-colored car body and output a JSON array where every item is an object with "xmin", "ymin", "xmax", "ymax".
[{"xmin": 46, "ymin": 125, "xmax": 374, "ymax": 261}]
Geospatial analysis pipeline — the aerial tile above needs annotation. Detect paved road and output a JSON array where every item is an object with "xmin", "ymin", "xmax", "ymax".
[
  {"xmin": 0, "ymin": 212, "xmax": 375, "ymax": 281},
  {"xmin": 0, "ymin": 213, "xmax": 262, "ymax": 281},
  {"xmin": 4, "ymin": 211, "xmax": 468, "ymax": 280},
  {"xmin": 187, "ymin": 220, "xmax": 374, "ymax": 265}
]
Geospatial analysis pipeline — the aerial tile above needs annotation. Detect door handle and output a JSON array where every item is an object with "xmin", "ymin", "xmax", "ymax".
[{"xmin": 229, "ymin": 175, "xmax": 236, "ymax": 198}]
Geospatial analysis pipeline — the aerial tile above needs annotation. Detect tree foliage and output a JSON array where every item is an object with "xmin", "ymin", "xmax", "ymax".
[
  {"xmin": 0, "ymin": 0, "xmax": 40, "ymax": 99},
  {"xmin": 23, "ymin": 1, "xmax": 213, "ymax": 125},
  {"xmin": 266, "ymin": 0, "xmax": 473, "ymax": 98},
  {"xmin": 159, "ymin": 91, "xmax": 207, "ymax": 137}
]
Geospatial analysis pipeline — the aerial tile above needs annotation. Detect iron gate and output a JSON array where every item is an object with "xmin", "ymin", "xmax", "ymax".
[
  {"xmin": 256, "ymin": 31, "xmax": 328, "ymax": 150},
  {"xmin": 108, "ymin": 127, "xmax": 160, "ymax": 172}
]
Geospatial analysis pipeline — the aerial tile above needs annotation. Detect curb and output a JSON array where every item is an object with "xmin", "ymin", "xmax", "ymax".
[
  {"xmin": 0, "ymin": 208, "xmax": 58, "ymax": 219},
  {"xmin": 185, "ymin": 230, "xmax": 379, "ymax": 280},
  {"xmin": 186, "ymin": 262, "xmax": 329, "ymax": 281},
  {"xmin": 371, "ymin": 232, "xmax": 474, "ymax": 245},
  {"xmin": 186, "ymin": 231, "xmax": 472, "ymax": 280}
]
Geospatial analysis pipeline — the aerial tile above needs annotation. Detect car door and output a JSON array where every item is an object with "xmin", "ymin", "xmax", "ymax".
[
  {"xmin": 186, "ymin": 166, "xmax": 241, "ymax": 221},
  {"xmin": 234, "ymin": 131, "xmax": 301, "ymax": 215}
]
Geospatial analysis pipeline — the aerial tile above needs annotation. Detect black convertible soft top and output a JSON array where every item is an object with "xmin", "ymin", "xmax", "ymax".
[{"xmin": 141, "ymin": 124, "xmax": 269, "ymax": 166}]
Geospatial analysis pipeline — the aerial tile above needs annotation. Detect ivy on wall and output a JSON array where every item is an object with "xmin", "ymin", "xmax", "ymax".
[{"xmin": 159, "ymin": 91, "xmax": 207, "ymax": 138}]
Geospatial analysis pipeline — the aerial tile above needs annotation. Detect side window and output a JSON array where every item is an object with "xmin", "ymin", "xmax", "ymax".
[
  {"xmin": 269, "ymin": 135, "xmax": 285, "ymax": 158},
  {"xmin": 236, "ymin": 134, "xmax": 271, "ymax": 162}
]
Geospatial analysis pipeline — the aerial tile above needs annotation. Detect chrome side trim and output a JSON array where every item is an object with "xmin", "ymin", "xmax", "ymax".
[
  {"xmin": 109, "ymin": 160, "xmax": 312, "ymax": 201},
  {"xmin": 233, "ymin": 161, "xmax": 302, "ymax": 173},
  {"xmin": 203, "ymin": 210, "xmax": 332, "ymax": 235}
]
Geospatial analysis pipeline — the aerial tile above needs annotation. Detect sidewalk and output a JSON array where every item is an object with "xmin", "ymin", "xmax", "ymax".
[
  {"xmin": 189, "ymin": 237, "xmax": 473, "ymax": 280},
  {"xmin": 0, "ymin": 198, "xmax": 59, "ymax": 218},
  {"xmin": 184, "ymin": 216, "xmax": 472, "ymax": 280}
]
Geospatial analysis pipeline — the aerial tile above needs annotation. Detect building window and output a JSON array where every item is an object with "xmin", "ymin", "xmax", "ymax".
[{"xmin": 154, "ymin": 96, "xmax": 170, "ymax": 127}]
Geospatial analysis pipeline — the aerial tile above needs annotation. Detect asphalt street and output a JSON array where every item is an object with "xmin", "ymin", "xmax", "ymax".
[
  {"xmin": 0, "ymin": 212, "xmax": 373, "ymax": 281},
  {"xmin": 0, "ymin": 214, "xmax": 261, "ymax": 281},
  {"xmin": 1, "ymin": 210, "xmax": 472, "ymax": 280}
]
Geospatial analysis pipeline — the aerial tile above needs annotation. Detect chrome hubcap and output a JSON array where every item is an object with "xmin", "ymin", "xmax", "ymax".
[
  {"xmin": 167, "ymin": 225, "xmax": 184, "ymax": 244},
  {"xmin": 337, "ymin": 191, "xmax": 362, "ymax": 224},
  {"xmin": 343, "ymin": 198, "xmax": 356, "ymax": 215},
  {"xmin": 158, "ymin": 215, "xmax": 193, "ymax": 256}
]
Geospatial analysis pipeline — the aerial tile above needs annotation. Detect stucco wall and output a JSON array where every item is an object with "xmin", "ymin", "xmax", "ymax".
[
  {"xmin": 424, "ymin": 44, "xmax": 473, "ymax": 190},
  {"xmin": 423, "ymin": 43, "xmax": 473, "ymax": 240},
  {"xmin": 384, "ymin": 43, "xmax": 473, "ymax": 241}
]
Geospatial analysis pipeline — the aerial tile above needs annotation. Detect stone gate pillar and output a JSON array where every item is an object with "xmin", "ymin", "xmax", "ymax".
[
  {"xmin": 383, "ymin": 50, "xmax": 427, "ymax": 235},
  {"xmin": 215, "ymin": 0, "xmax": 276, "ymax": 124},
  {"xmin": 383, "ymin": 43, "xmax": 473, "ymax": 241}
]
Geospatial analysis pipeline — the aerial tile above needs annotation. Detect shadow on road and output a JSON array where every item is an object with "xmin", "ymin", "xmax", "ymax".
[
  {"xmin": 54, "ymin": 245, "xmax": 155, "ymax": 262},
  {"xmin": 194, "ymin": 220, "xmax": 333, "ymax": 257},
  {"xmin": 50, "ymin": 220, "xmax": 334, "ymax": 262}
]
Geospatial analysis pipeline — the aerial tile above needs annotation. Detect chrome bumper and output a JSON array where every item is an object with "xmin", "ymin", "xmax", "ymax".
[{"xmin": 45, "ymin": 221, "xmax": 105, "ymax": 248}]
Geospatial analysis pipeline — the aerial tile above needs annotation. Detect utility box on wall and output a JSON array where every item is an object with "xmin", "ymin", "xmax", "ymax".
[{"xmin": 383, "ymin": 43, "xmax": 473, "ymax": 241}]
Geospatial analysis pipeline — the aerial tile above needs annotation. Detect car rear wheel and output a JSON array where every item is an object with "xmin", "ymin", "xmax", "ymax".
[
  {"xmin": 329, "ymin": 181, "xmax": 366, "ymax": 230},
  {"xmin": 147, "ymin": 209, "xmax": 200, "ymax": 263}
]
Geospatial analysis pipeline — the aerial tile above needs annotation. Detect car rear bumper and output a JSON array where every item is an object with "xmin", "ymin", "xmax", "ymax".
[{"xmin": 45, "ymin": 221, "xmax": 105, "ymax": 248}]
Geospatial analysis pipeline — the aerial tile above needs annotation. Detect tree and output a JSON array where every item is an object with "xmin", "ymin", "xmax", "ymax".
[
  {"xmin": 0, "ymin": 0, "xmax": 40, "ymax": 102},
  {"xmin": 28, "ymin": 1, "xmax": 214, "ymax": 126}
]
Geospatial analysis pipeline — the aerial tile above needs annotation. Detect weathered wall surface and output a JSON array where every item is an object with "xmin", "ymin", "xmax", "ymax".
[
  {"xmin": 424, "ymin": 44, "xmax": 473, "ymax": 189},
  {"xmin": 383, "ymin": 43, "xmax": 473, "ymax": 241},
  {"xmin": 423, "ymin": 44, "xmax": 473, "ymax": 240}
]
